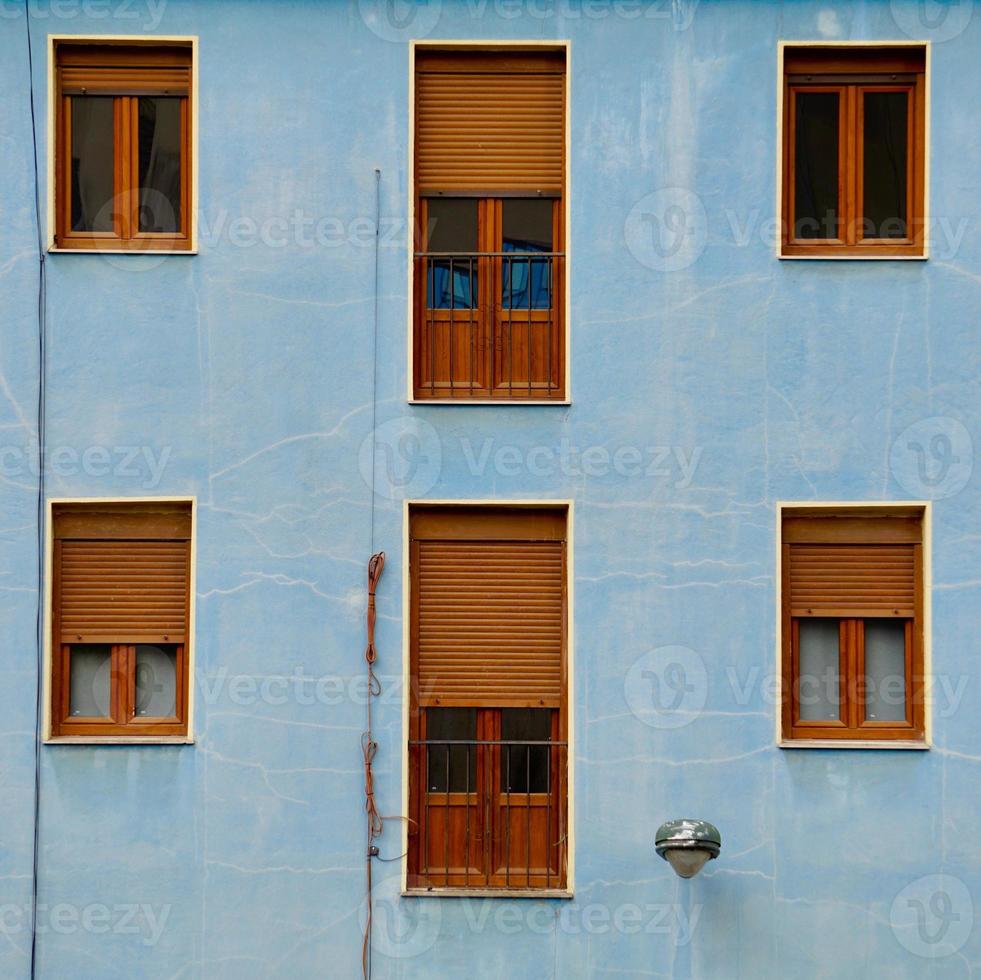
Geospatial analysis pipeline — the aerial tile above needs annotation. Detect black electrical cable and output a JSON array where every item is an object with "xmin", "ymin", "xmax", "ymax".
[
  {"xmin": 23, "ymin": 2, "xmax": 47, "ymax": 978},
  {"xmin": 361, "ymin": 167, "xmax": 384, "ymax": 980},
  {"xmin": 369, "ymin": 168, "xmax": 381, "ymax": 553}
]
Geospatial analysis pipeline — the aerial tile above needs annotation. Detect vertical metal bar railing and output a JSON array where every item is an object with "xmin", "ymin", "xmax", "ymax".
[
  {"xmin": 545, "ymin": 745, "xmax": 551, "ymax": 888},
  {"xmin": 422, "ymin": 742, "xmax": 429, "ymax": 885},
  {"xmin": 427, "ymin": 260, "xmax": 436, "ymax": 397},
  {"xmin": 448, "ymin": 257, "xmax": 455, "ymax": 398},
  {"xmin": 468, "ymin": 256, "xmax": 475, "ymax": 397},
  {"xmin": 416, "ymin": 253, "xmax": 563, "ymax": 399},
  {"xmin": 464, "ymin": 743, "xmax": 471, "ymax": 887},
  {"xmin": 504, "ymin": 745, "xmax": 511, "ymax": 889},
  {"xmin": 443, "ymin": 745, "xmax": 450, "ymax": 885},
  {"xmin": 525, "ymin": 744, "xmax": 532, "ymax": 885},
  {"xmin": 527, "ymin": 256, "xmax": 533, "ymax": 397},
  {"xmin": 414, "ymin": 738, "xmax": 566, "ymax": 889},
  {"xmin": 546, "ymin": 255, "xmax": 553, "ymax": 394}
]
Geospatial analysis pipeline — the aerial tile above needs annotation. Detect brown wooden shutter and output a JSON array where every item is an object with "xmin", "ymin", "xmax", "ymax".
[
  {"xmin": 53, "ymin": 503, "xmax": 191, "ymax": 644},
  {"xmin": 415, "ymin": 50, "xmax": 565, "ymax": 196},
  {"xmin": 783, "ymin": 512, "xmax": 921, "ymax": 618},
  {"xmin": 56, "ymin": 43, "xmax": 191, "ymax": 95},
  {"xmin": 788, "ymin": 544, "xmax": 916, "ymax": 617},
  {"xmin": 411, "ymin": 507, "xmax": 566, "ymax": 708}
]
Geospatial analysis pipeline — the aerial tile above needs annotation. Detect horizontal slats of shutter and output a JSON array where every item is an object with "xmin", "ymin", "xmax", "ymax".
[
  {"xmin": 59, "ymin": 66, "xmax": 190, "ymax": 95},
  {"xmin": 58, "ymin": 539, "xmax": 189, "ymax": 643},
  {"xmin": 415, "ymin": 52, "xmax": 565, "ymax": 195},
  {"xmin": 53, "ymin": 503, "xmax": 191, "ymax": 644},
  {"xmin": 788, "ymin": 543, "xmax": 916, "ymax": 617},
  {"xmin": 415, "ymin": 538, "xmax": 565, "ymax": 708}
]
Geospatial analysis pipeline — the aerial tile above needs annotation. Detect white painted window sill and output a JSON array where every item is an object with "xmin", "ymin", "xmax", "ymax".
[
  {"xmin": 408, "ymin": 399, "xmax": 571, "ymax": 406},
  {"xmin": 45, "ymin": 736, "xmax": 194, "ymax": 746},
  {"xmin": 778, "ymin": 253, "xmax": 927, "ymax": 261},
  {"xmin": 779, "ymin": 739, "xmax": 929, "ymax": 750},
  {"xmin": 403, "ymin": 888, "xmax": 573, "ymax": 900},
  {"xmin": 48, "ymin": 247, "xmax": 198, "ymax": 256}
]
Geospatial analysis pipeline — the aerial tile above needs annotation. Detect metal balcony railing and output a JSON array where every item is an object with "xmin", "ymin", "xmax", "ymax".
[
  {"xmin": 408, "ymin": 737, "xmax": 568, "ymax": 890},
  {"xmin": 414, "ymin": 251, "xmax": 564, "ymax": 399}
]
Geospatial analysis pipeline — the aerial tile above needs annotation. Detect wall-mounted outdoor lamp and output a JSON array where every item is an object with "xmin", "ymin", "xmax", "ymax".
[{"xmin": 655, "ymin": 819, "xmax": 721, "ymax": 879}]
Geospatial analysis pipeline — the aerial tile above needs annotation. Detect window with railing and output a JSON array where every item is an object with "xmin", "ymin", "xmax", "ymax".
[
  {"xmin": 410, "ymin": 709, "xmax": 567, "ymax": 889},
  {"xmin": 407, "ymin": 506, "xmax": 569, "ymax": 892},
  {"xmin": 413, "ymin": 48, "xmax": 566, "ymax": 400}
]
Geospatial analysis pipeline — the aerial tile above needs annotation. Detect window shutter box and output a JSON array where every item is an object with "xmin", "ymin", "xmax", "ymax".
[
  {"xmin": 56, "ymin": 43, "xmax": 192, "ymax": 95},
  {"xmin": 415, "ymin": 50, "xmax": 565, "ymax": 196},
  {"xmin": 53, "ymin": 504, "xmax": 191, "ymax": 644},
  {"xmin": 411, "ymin": 507, "xmax": 566, "ymax": 708}
]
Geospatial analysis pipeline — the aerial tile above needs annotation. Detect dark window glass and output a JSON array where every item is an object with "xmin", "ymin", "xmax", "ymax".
[
  {"xmin": 797, "ymin": 619, "xmax": 840, "ymax": 721},
  {"xmin": 138, "ymin": 97, "xmax": 182, "ymax": 233},
  {"xmin": 864, "ymin": 620, "xmax": 907, "ymax": 722},
  {"xmin": 135, "ymin": 644, "xmax": 178, "ymax": 717},
  {"xmin": 862, "ymin": 91, "xmax": 908, "ymax": 239},
  {"xmin": 427, "ymin": 199, "xmax": 478, "ymax": 309},
  {"xmin": 502, "ymin": 199, "xmax": 553, "ymax": 310},
  {"xmin": 69, "ymin": 644, "xmax": 111, "ymax": 717},
  {"xmin": 70, "ymin": 97, "xmax": 115, "ymax": 233},
  {"xmin": 426, "ymin": 708, "xmax": 477, "ymax": 793},
  {"xmin": 794, "ymin": 92, "xmax": 839, "ymax": 239},
  {"xmin": 501, "ymin": 708, "xmax": 552, "ymax": 794}
]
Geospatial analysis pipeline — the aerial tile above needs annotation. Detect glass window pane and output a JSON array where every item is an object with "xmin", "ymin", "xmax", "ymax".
[
  {"xmin": 502, "ymin": 199, "xmax": 553, "ymax": 310},
  {"xmin": 798, "ymin": 619, "xmax": 840, "ymax": 721},
  {"xmin": 71, "ymin": 97, "xmax": 115, "ymax": 233},
  {"xmin": 794, "ymin": 91, "xmax": 839, "ymax": 239},
  {"xmin": 863, "ymin": 91, "xmax": 908, "ymax": 239},
  {"xmin": 135, "ymin": 645, "xmax": 178, "ymax": 717},
  {"xmin": 426, "ymin": 199, "xmax": 478, "ymax": 309},
  {"xmin": 501, "ymin": 708, "xmax": 552, "ymax": 793},
  {"xmin": 426, "ymin": 708, "xmax": 477, "ymax": 793},
  {"xmin": 865, "ymin": 620, "xmax": 907, "ymax": 722},
  {"xmin": 138, "ymin": 97, "xmax": 182, "ymax": 233},
  {"xmin": 69, "ymin": 644, "xmax": 111, "ymax": 717}
]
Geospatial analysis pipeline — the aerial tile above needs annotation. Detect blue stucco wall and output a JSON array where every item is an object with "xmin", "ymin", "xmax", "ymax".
[{"xmin": 2, "ymin": 0, "xmax": 981, "ymax": 976}]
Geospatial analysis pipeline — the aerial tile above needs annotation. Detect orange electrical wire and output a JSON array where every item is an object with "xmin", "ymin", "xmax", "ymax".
[{"xmin": 362, "ymin": 551, "xmax": 385, "ymax": 980}]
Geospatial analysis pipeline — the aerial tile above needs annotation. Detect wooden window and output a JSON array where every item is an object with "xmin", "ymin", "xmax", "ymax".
[
  {"xmin": 780, "ymin": 507, "xmax": 926, "ymax": 743},
  {"xmin": 50, "ymin": 502, "xmax": 192, "ymax": 738},
  {"xmin": 413, "ymin": 49, "xmax": 566, "ymax": 400},
  {"xmin": 781, "ymin": 45, "xmax": 926, "ymax": 258},
  {"xmin": 408, "ymin": 506, "xmax": 569, "ymax": 891},
  {"xmin": 54, "ymin": 41, "xmax": 193, "ymax": 251}
]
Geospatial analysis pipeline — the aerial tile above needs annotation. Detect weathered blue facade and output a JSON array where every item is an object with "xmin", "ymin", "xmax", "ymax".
[{"xmin": 2, "ymin": 0, "xmax": 980, "ymax": 976}]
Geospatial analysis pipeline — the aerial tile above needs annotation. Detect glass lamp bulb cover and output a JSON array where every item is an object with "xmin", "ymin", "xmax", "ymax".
[{"xmin": 665, "ymin": 848, "xmax": 713, "ymax": 879}]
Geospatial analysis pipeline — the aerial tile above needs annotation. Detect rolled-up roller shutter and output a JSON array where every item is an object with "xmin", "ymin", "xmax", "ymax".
[
  {"xmin": 411, "ymin": 506, "xmax": 567, "ymax": 708},
  {"xmin": 415, "ymin": 49, "xmax": 565, "ymax": 196},
  {"xmin": 53, "ymin": 503, "xmax": 191, "ymax": 644}
]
